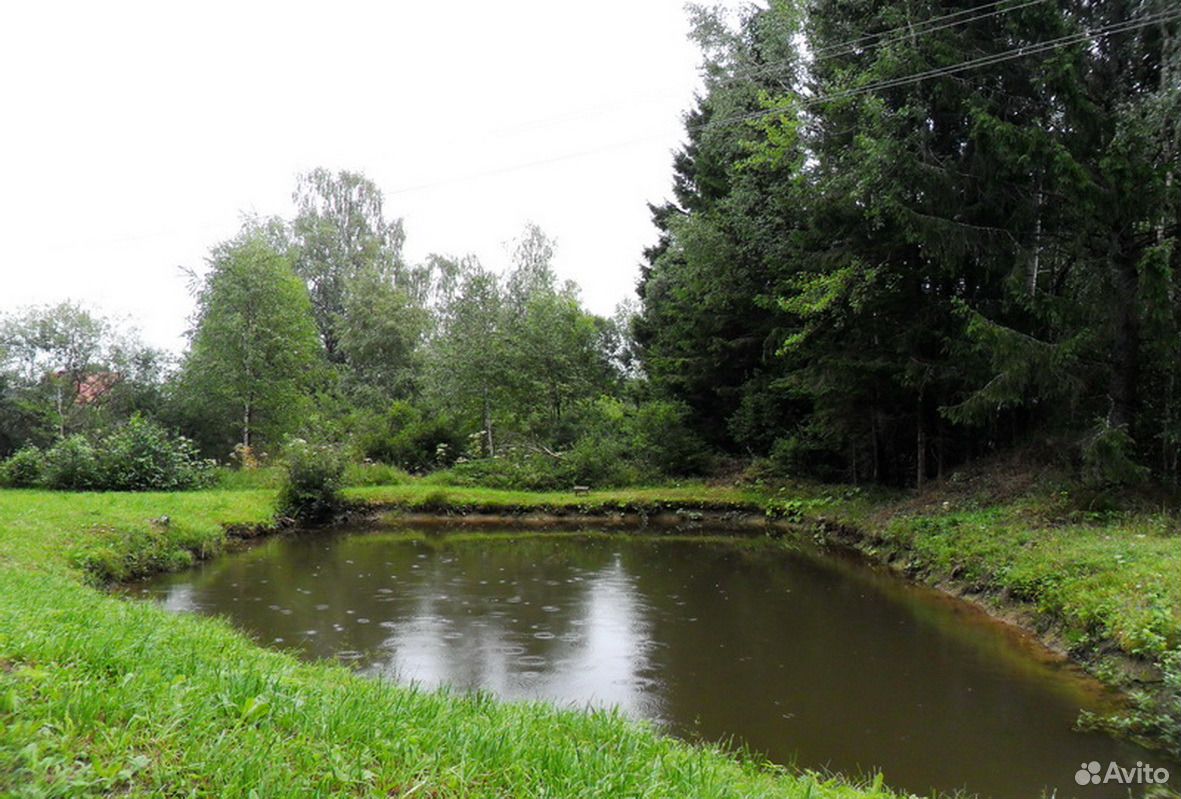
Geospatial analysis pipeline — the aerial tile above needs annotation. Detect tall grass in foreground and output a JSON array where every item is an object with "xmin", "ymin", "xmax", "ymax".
[{"xmin": 0, "ymin": 568, "xmax": 905, "ymax": 798}]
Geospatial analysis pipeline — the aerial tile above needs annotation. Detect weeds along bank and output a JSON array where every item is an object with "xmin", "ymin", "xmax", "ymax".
[{"xmin": 0, "ymin": 468, "xmax": 1177, "ymax": 796}]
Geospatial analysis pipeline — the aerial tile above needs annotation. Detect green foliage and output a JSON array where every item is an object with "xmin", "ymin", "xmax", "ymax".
[
  {"xmin": 41, "ymin": 435, "xmax": 101, "ymax": 490},
  {"xmin": 0, "ymin": 446, "xmax": 42, "ymax": 488},
  {"xmin": 278, "ymin": 440, "xmax": 346, "ymax": 523},
  {"xmin": 6, "ymin": 420, "xmax": 213, "ymax": 492},
  {"xmin": 0, "ymin": 302, "xmax": 166, "ymax": 449},
  {"xmin": 1081, "ymin": 647, "xmax": 1181, "ymax": 759},
  {"xmin": 355, "ymin": 402, "xmax": 466, "ymax": 472},
  {"xmin": 97, "ymin": 415, "xmax": 214, "ymax": 492},
  {"xmin": 1082, "ymin": 419, "xmax": 1150, "ymax": 487},
  {"xmin": 178, "ymin": 222, "xmax": 324, "ymax": 457},
  {"xmin": 569, "ymin": 397, "xmax": 711, "ymax": 480},
  {"xmin": 636, "ymin": 0, "xmax": 1181, "ymax": 487},
  {"xmin": 291, "ymin": 168, "xmax": 408, "ymax": 360},
  {"xmin": 434, "ymin": 452, "xmax": 574, "ymax": 491},
  {"xmin": 336, "ymin": 273, "xmax": 427, "ymax": 402},
  {"xmin": 433, "ymin": 399, "xmax": 710, "ymax": 490},
  {"xmin": 426, "ymin": 229, "xmax": 619, "ymax": 458},
  {"xmin": 630, "ymin": 399, "xmax": 712, "ymax": 475}
]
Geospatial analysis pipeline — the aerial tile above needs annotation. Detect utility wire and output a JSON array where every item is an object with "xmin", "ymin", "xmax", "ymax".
[
  {"xmin": 712, "ymin": 0, "xmax": 1054, "ymax": 88},
  {"xmin": 815, "ymin": 0, "xmax": 1054, "ymax": 58},
  {"xmin": 704, "ymin": 7, "xmax": 1181, "ymax": 132},
  {"xmin": 387, "ymin": 8, "xmax": 1178, "ymax": 195}
]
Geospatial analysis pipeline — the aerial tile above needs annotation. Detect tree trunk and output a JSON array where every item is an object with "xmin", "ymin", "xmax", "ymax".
[
  {"xmin": 916, "ymin": 396, "xmax": 927, "ymax": 491},
  {"xmin": 242, "ymin": 397, "xmax": 253, "ymax": 451},
  {"xmin": 1030, "ymin": 185, "xmax": 1042, "ymax": 295},
  {"xmin": 56, "ymin": 384, "xmax": 65, "ymax": 440},
  {"xmin": 870, "ymin": 410, "xmax": 881, "ymax": 484},
  {"xmin": 1107, "ymin": 249, "xmax": 1140, "ymax": 436},
  {"xmin": 936, "ymin": 415, "xmax": 945, "ymax": 483},
  {"xmin": 482, "ymin": 388, "xmax": 495, "ymax": 457}
]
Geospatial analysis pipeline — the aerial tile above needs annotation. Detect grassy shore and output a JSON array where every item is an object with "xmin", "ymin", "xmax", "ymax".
[
  {"xmin": 0, "ymin": 486, "xmax": 901, "ymax": 798},
  {"xmin": 0, "ymin": 467, "xmax": 1178, "ymax": 795},
  {"xmin": 350, "ymin": 478, "xmax": 1180, "ymax": 674},
  {"xmin": 350, "ymin": 473, "xmax": 1181, "ymax": 754}
]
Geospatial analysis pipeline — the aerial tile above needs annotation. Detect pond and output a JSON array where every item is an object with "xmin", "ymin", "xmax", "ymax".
[{"xmin": 127, "ymin": 524, "xmax": 1176, "ymax": 798}]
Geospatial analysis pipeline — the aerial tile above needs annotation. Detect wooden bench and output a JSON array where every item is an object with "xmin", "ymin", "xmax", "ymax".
[{"xmin": 572, "ymin": 485, "xmax": 590, "ymax": 496}]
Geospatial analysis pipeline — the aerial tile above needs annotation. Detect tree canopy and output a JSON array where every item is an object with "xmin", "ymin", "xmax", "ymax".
[
  {"xmin": 177, "ymin": 223, "xmax": 324, "ymax": 455},
  {"xmin": 636, "ymin": 0, "xmax": 1180, "ymax": 485}
]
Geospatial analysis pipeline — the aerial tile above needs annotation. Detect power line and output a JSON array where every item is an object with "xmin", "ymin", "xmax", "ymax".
[
  {"xmin": 704, "ymin": 7, "xmax": 1181, "ymax": 132},
  {"xmin": 814, "ymin": 0, "xmax": 1051, "ymax": 58},
  {"xmin": 711, "ymin": 0, "xmax": 1054, "ymax": 88},
  {"xmin": 386, "ymin": 8, "xmax": 1178, "ymax": 195},
  {"xmin": 387, "ymin": 135, "xmax": 667, "ymax": 196}
]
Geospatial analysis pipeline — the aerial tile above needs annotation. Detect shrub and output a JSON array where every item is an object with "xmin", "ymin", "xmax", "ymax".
[
  {"xmin": 630, "ymin": 400, "xmax": 711, "ymax": 476},
  {"xmin": 565, "ymin": 397, "xmax": 710, "ymax": 481},
  {"xmin": 427, "ymin": 399, "xmax": 710, "ymax": 490},
  {"xmin": 1, "ymin": 446, "xmax": 44, "ymax": 487},
  {"xmin": 356, "ymin": 402, "xmax": 466, "ymax": 472},
  {"xmin": 8, "ymin": 418, "xmax": 214, "ymax": 492},
  {"xmin": 768, "ymin": 426, "xmax": 845, "ymax": 482},
  {"xmin": 42, "ymin": 435, "xmax": 102, "ymax": 490},
  {"xmin": 434, "ymin": 452, "xmax": 568, "ymax": 491},
  {"xmin": 560, "ymin": 434, "xmax": 641, "ymax": 486},
  {"xmin": 278, "ymin": 439, "xmax": 346, "ymax": 523},
  {"xmin": 1081, "ymin": 418, "xmax": 1148, "ymax": 486},
  {"xmin": 99, "ymin": 415, "xmax": 214, "ymax": 491}
]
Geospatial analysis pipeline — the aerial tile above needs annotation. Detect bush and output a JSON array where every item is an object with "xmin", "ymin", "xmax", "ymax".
[
  {"xmin": 436, "ymin": 446, "xmax": 637, "ymax": 491},
  {"xmin": 99, "ymin": 415, "xmax": 214, "ymax": 491},
  {"xmin": 1082, "ymin": 418, "xmax": 1148, "ymax": 486},
  {"xmin": 429, "ymin": 398, "xmax": 710, "ymax": 490},
  {"xmin": 5, "ymin": 418, "xmax": 215, "ymax": 492},
  {"xmin": 1, "ymin": 446, "xmax": 44, "ymax": 487},
  {"xmin": 560, "ymin": 434, "xmax": 641, "ymax": 486},
  {"xmin": 629, "ymin": 400, "xmax": 711, "ymax": 476},
  {"xmin": 433, "ymin": 452, "xmax": 560, "ymax": 490},
  {"xmin": 42, "ymin": 435, "xmax": 102, "ymax": 490},
  {"xmin": 1081, "ymin": 647, "xmax": 1181, "ymax": 759},
  {"xmin": 355, "ymin": 402, "xmax": 467, "ymax": 472},
  {"xmin": 278, "ymin": 440, "xmax": 346, "ymax": 523},
  {"xmin": 564, "ymin": 397, "xmax": 710, "ymax": 482}
]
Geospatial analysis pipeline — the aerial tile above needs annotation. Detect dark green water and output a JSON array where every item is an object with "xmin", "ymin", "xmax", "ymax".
[{"xmin": 130, "ymin": 527, "xmax": 1177, "ymax": 798}]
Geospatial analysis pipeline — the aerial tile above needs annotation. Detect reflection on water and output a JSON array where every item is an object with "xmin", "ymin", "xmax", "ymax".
[
  {"xmin": 370, "ymin": 552, "xmax": 659, "ymax": 719},
  {"xmin": 131, "ymin": 529, "xmax": 1178, "ymax": 799}
]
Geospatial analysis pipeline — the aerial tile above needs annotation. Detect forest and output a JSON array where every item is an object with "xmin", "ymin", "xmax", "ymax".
[{"xmin": 1, "ymin": 0, "xmax": 1179, "ymax": 496}]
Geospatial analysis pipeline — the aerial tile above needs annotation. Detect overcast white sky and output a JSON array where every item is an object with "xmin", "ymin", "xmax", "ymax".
[{"xmin": 0, "ymin": 0, "xmax": 745, "ymax": 352}]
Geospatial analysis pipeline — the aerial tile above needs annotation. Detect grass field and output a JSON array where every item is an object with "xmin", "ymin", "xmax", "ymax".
[{"xmin": 0, "ymin": 467, "xmax": 1178, "ymax": 795}]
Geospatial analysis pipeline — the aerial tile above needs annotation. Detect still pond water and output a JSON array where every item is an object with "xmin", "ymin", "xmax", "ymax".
[{"xmin": 130, "ymin": 525, "xmax": 1176, "ymax": 798}]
